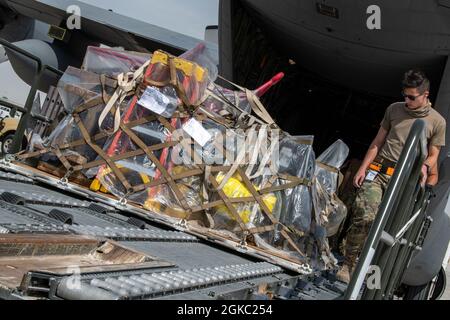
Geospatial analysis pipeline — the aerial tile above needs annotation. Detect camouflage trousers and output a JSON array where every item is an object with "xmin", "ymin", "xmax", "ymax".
[{"xmin": 343, "ymin": 172, "xmax": 391, "ymax": 266}]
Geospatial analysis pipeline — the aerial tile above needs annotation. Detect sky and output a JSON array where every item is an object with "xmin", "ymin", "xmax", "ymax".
[
  {"xmin": 80, "ymin": 0, "xmax": 219, "ymax": 40},
  {"xmin": 0, "ymin": 0, "xmax": 219, "ymax": 105}
]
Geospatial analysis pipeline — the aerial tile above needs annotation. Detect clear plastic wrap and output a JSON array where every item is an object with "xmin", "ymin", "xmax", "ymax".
[
  {"xmin": 49, "ymin": 48, "xmax": 150, "ymax": 164},
  {"xmin": 211, "ymin": 172, "xmax": 278, "ymax": 233},
  {"xmin": 57, "ymin": 66, "xmax": 116, "ymax": 114},
  {"xmin": 44, "ymin": 66, "xmax": 119, "ymax": 166},
  {"xmin": 202, "ymin": 72, "xmax": 284, "ymax": 120},
  {"xmin": 313, "ymin": 139, "xmax": 349, "ymax": 237},
  {"xmin": 137, "ymin": 86, "xmax": 178, "ymax": 118},
  {"xmin": 90, "ymin": 101, "xmax": 205, "ymax": 217},
  {"xmin": 316, "ymin": 139, "xmax": 349, "ymax": 169},
  {"xmin": 179, "ymin": 42, "xmax": 218, "ymax": 83},
  {"xmin": 254, "ymin": 229, "xmax": 309, "ymax": 264},
  {"xmin": 316, "ymin": 139, "xmax": 349, "ymax": 194},
  {"xmin": 141, "ymin": 167, "xmax": 203, "ymax": 218},
  {"xmin": 88, "ymin": 48, "xmax": 213, "ymax": 216},
  {"xmin": 92, "ymin": 101, "xmax": 168, "ymax": 192},
  {"xmin": 27, "ymin": 132, "xmax": 45, "ymax": 153},
  {"xmin": 202, "ymin": 85, "xmax": 252, "ymax": 118},
  {"xmin": 277, "ymin": 135, "xmax": 315, "ymax": 232},
  {"xmin": 83, "ymin": 46, "xmax": 152, "ymax": 76},
  {"xmin": 25, "ymin": 45, "xmax": 354, "ymax": 272},
  {"xmin": 327, "ymin": 195, "xmax": 347, "ymax": 237},
  {"xmin": 143, "ymin": 50, "xmax": 209, "ymax": 107}
]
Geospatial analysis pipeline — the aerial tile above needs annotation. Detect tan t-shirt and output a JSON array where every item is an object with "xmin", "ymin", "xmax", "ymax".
[{"xmin": 378, "ymin": 101, "xmax": 446, "ymax": 162}]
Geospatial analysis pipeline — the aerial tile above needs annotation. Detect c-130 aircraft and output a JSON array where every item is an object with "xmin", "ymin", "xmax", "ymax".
[{"xmin": 0, "ymin": 0, "xmax": 448, "ymax": 300}]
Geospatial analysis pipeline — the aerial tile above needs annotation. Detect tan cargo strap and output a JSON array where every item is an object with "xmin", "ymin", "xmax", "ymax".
[
  {"xmin": 216, "ymin": 126, "xmax": 256, "ymax": 190},
  {"xmin": 217, "ymin": 75, "xmax": 276, "ymax": 126},
  {"xmin": 144, "ymin": 53, "xmax": 203, "ymax": 109},
  {"xmin": 247, "ymin": 225, "xmax": 276, "ymax": 235},
  {"xmin": 204, "ymin": 82, "xmax": 264, "ymax": 127},
  {"xmin": 98, "ymin": 59, "xmax": 151, "ymax": 134},
  {"xmin": 236, "ymin": 167, "xmax": 306, "ymax": 257},
  {"xmin": 295, "ymin": 138, "xmax": 313, "ymax": 146},
  {"xmin": 246, "ymin": 126, "xmax": 280, "ymax": 180},
  {"xmin": 63, "ymin": 84, "xmax": 98, "ymax": 102},
  {"xmin": 17, "ymin": 113, "xmax": 156, "ymax": 161},
  {"xmin": 244, "ymin": 125, "xmax": 266, "ymax": 179},
  {"xmin": 316, "ymin": 161, "xmax": 339, "ymax": 174},
  {"xmin": 205, "ymin": 84, "xmax": 250, "ymax": 126},
  {"xmin": 196, "ymin": 106, "xmax": 233, "ymax": 128},
  {"xmin": 120, "ymin": 123, "xmax": 191, "ymax": 211},
  {"xmin": 201, "ymin": 165, "xmax": 212, "ymax": 205},
  {"xmin": 208, "ymin": 174, "xmax": 247, "ymax": 232},
  {"xmin": 133, "ymin": 166, "xmax": 232, "ymax": 194},
  {"xmin": 73, "ymin": 95, "xmax": 104, "ymax": 114},
  {"xmin": 75, "ymin": 140, "xmax": 178, "ymax": 172},
  {"xmin": 190, "ymin": 196, "xmax": 257, "ymax": 213},
  {"xmin": 18, "ymin": 147, "xmax": 54, "ymax": 160},
  {"xmin": 245, "ymin": 89, "xmax": 276, "ymax": 126},
  {"xmin": 237, "ymin": 167, "xmax": 277, "ymax": 224},
  {"xmin": 157, "ymin": 115, "xmax": 176, "ymax": 133},
  {"xmin": 17, "ymin": 60, "xmax": 312, "ymax": 261},
  {"xmin": 280, "ymin": 228, "xmax": 306, "ymax": 257},
  {"xmin": 52, "ymin": 147, "xmax": 72, "ymax": 172},
  {"xmin": 169, "ymin": 56, "xmax": 192, "ymax": 108},
  {"xmin": 216, "ymin": 142, "xmax": 247, "ymax": 191},
  {"xmin": 145, "ymin": 201, "xmax": 203, "ymax": 220},
  {"xmin": 259, "ymin": 175, "xmax": 311, "ymax": 194},
  {"xmin": 262, "ymin": 175, "xmax": 279, "ymax": 190},
  {"xmin": 73, "ymin": 113, "xmax": 132, "ymax": 192}
]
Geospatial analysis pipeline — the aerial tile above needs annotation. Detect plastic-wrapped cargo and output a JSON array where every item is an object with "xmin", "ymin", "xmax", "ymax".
[
  {"xmin": 42, "ymin": 66, "xmax": 119, "ymax": 165},
  {"xmin": 82, "ymin": 46, "xmax": 152, "ymax": 76},
  {"xmin": 16, "ymin": 43, "xmax": 350, "ymax": 273},
  {"xmin": 316, "ymin": 139, "xmax": 349, "ymax": 195},
  {"xmin": 313, "ymin": 140, "xmax": 349, "ymax": 237},
  {"xmin": 278, "ymin": 135, "xmax": 315, "ymax": 232},
  {"xmin": 90, "ymin": 47, "xmax": 213, "ymax": 218}
]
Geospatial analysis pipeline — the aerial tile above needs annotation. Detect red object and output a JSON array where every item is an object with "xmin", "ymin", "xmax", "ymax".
[
  {"xmin": 97, "ymin": 63, "xmax": 157, "ymax": 181},
  {"xmin": 88, "ymin": 46, "xmax": 148, "ymax": 67},
  {"xmin": 180, "ymin": 42, "xmax": 206, "ymax": 61},
  {"xmin": 254, "ymin": 72, "xmax": 284, "ymax": 97}
]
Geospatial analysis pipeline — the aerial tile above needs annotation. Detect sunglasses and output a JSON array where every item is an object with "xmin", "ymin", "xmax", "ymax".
[{"xmin": 401, "ymin": 91, "xmax": 424, "ymax": 101}]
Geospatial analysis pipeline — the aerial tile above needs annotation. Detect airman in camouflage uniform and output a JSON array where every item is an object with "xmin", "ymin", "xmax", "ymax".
[
  {"xmin": 343, "ymin": 172, "xmax": 390, "ymax": 268},
  {"xmin": 337, "ymin": 70, "xmax": 446, "ymax": 283}
]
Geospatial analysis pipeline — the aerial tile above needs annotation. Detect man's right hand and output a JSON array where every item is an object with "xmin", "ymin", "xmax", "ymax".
[{"xmin": 353, "ymin": 169, "xmax": 366, "ymax": 188}]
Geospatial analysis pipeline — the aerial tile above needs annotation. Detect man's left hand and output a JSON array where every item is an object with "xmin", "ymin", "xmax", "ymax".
[{"xmin": 421, "ymin": 164, "xmax": 428, "ymax": 187}]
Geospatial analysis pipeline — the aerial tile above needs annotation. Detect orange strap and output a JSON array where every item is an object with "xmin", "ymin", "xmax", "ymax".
[{"xmin": 369, "ymin": 163, "xmax": 395, "ymax": 176}]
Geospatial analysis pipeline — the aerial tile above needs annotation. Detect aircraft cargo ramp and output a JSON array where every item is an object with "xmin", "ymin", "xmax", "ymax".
[{"xmin": 0, "ymin": 169, "xmax": 346, "ymax": 300}]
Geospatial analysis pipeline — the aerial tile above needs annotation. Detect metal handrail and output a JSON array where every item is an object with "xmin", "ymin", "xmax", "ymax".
[
  {"xmin": 0, "ymin": 98, "xmax": 51, "ymax": 123},
  {"xmin": 344, "ymin": 119, "xmax": 428, "ymax": 299},
  {"xmin": 0, "ymin": 38, "xmax": 63, "ymax": 154},
  {"xmin": 382, "ymin": 186, "xmax": 434, "ymax": 298}
]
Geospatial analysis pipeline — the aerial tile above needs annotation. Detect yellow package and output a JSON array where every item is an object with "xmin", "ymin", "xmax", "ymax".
[{"xmin": 215, "ymin": 173, "xmax": 276, "ymax": 224}]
